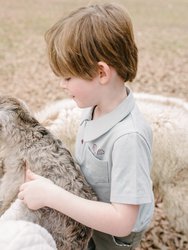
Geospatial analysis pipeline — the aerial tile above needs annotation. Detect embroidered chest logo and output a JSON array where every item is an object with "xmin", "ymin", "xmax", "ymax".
[{"xmin": 92, "ymin": 144, "xmax": 105, "ymax": 156}]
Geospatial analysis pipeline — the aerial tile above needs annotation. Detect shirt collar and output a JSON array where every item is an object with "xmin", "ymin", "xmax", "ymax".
[{"xmin": 80, "ymin": 87, "xmax": 135, "ymax": 142}]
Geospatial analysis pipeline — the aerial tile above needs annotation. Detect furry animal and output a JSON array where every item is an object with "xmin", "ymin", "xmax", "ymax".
[
  {"xmin": 0, "ymin": 96, "xmax": 97, "ymax": 250},
  {"xmin": 35, "ymin": 94, "xmax": 188, "ymax": 235}
]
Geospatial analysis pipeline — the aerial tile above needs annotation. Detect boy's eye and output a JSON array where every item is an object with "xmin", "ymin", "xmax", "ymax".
[{"xmin": 65, "ymin": 77, "xmax": 71, "ymax": 81}]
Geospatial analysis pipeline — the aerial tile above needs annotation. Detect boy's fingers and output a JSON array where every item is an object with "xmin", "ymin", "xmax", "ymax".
[
  {"xmin": 19, "ymin": 183, "xmax": 26, "ymax": 191},
  {"xmin": 25, "ymin": 169, "xmax": 32, "ymax": 181},
  {"xmin": 26, "ymin": 169, "xmax": 41, "ymax": 181},
  {"xmin": 24, "ymin": 161, "xmax": 30, "ymax": 182},
  {"xmin": 18, "ymin": 191, "xmax": 24, "ymax": 200},
  {"xmin": 25, "ymin": 161, "xmax": 29, "ymax": 170},
  {"xmin": 26, "ymin": 169, "xmax": 35, "ymax": 181}
]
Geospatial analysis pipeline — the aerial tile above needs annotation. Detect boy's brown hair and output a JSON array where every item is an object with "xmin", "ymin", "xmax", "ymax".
[{"xmin": 45, "ymin": 3, "xmax": 138, "ymax": 82}]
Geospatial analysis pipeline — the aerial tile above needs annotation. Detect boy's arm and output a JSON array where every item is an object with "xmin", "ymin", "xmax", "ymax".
[
  {"xmin": 47, "ymin": 184, "xmax": 139, "ymax": 237},
  {"xmin": 19, "ymin": 170, "xmax": 139, "ymax": 237}
]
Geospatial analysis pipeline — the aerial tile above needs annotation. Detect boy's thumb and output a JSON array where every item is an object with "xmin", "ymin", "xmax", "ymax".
[{"xmin": 26, "ymin": 169, "xmax": 39, "ymax": 181}]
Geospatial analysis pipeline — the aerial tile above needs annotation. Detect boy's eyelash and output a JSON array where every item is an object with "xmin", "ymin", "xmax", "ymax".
[{"xmin": 65, "ymin": 77, "xmax": 71, "ymax": 81}]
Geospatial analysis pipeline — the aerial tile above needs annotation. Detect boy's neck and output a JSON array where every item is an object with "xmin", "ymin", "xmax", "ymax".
[{"xmin": 93, "ymin": 84, "xmax": 127, "ymax": 120}]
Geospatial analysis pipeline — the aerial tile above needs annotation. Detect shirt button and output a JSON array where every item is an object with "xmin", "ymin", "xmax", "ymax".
[{"xmin": 81, "ymin": 139, "xmax": 84, "ymax": 144}]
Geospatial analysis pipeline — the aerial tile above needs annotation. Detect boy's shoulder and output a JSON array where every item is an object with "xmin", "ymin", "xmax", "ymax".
[
  {"xmin": 78, "ymin": 88, "xmax": 152, "ymax": 148},
  {"xmin": 111, "ymin": 103, "xmax": 153, "ymax": 148}
]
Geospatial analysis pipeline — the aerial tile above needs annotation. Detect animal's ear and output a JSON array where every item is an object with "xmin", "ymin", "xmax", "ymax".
[
  {"xmin": 39, "ymin": 127, "xmax": 49, "ymax": 136},
  {"xmin": 33, "ymin": 127, "xmax": 49, "ymax": 140},
  {"xmin": 33, "ymin": 131, "xmax": 43, "ymax": 140},
  {"xmin": 18, "ymin": 108, "xmax": 38, "ymax": 126}
]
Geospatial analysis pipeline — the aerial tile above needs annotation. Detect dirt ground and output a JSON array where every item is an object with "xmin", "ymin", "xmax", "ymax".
[{"xmin": 0, "ymin": 0, "xmax": 187, "ymax": 249}]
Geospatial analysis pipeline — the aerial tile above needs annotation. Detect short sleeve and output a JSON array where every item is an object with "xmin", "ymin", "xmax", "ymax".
[{"xmin": 110, "ymin": 132, "xmax": 153, "ymax": 204}]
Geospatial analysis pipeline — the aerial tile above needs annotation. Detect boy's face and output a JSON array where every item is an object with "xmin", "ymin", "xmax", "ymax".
[{"xmin": 60, "ymin": 76, "xmax": 102, "ymax": 108}]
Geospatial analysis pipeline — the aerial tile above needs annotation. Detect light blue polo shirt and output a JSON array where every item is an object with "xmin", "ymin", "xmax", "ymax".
[{"xmin": 75, "ymin": 87, "xmax": 154, "ymax": 232}]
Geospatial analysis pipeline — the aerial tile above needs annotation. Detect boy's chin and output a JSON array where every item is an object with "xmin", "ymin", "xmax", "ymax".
[{"xmin": 74, "ymin": 101, "xmax": 90, "ymax": 109}]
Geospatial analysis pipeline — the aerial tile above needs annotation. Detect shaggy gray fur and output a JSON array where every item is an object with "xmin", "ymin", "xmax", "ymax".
[{"xmin": 0, "ymin": 96, "xmax": 97, "ymax": 250}]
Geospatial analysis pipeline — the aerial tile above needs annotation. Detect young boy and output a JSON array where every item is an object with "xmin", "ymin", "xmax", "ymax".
[{"xmin": 18, "ymin": 3, "xmax": 154, "ymax": 249}]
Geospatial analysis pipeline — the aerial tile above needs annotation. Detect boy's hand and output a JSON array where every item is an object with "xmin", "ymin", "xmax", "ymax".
[{"xmin": 18, "ymin": 169, "xmax": 54, "ymax": 210}]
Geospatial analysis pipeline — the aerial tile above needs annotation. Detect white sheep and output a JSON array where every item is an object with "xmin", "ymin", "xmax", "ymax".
[
  {"xmin": 36, "ymin": 93, "xmax": 188, "ymax": 235},
  {"xmin": 135, "ymin": 93, "xmax": 188, "ymax": 235},
  {"xmin": 35, "ymin": 99, "xmax": 81, "ymax": 155}
]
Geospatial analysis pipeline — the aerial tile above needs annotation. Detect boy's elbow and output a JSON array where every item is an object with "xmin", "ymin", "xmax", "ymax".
[
  {"xmin": 111, "ymin": 203, "xmax": 139, "ymax": 237},
  {"xmin": 113, "ymin": 225, "xmax": 133, "ymax": 237},
  {"xmin": 111, "ymin": 217, "xmax": 135, "ymax": 237}
]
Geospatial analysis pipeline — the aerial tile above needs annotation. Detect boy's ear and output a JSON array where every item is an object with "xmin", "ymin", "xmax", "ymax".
[{"xmin": 97, "ymin": 61, "xmax": 111, "ymax": 84}]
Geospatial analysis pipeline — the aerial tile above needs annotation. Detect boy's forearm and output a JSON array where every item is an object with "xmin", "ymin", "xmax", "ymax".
[{"xmin": 45, "ymin": 184, "xmax": 138, "ymax": 237}]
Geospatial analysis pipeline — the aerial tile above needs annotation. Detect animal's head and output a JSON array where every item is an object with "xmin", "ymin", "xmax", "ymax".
[{"xmin": 0, "ymin": 96, "xmax": 39, "ymax": 146}]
